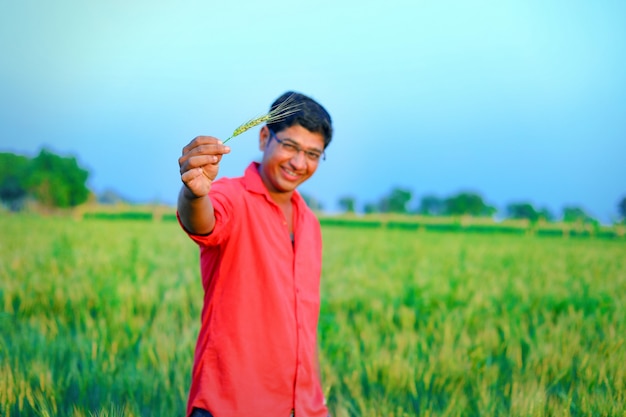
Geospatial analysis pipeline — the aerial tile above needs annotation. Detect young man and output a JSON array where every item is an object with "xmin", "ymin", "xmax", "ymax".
[{"xmin": 177, "ymin": 91, "xmax": 333, "ymax": 417}]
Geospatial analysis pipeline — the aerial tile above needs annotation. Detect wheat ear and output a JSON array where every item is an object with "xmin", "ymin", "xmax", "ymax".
[{"xmin": 222, "ymin": 94, "xmax": 301, "ymax": 144}]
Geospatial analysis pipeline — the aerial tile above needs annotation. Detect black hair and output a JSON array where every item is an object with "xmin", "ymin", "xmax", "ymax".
[{"xmin": 266, "ymin": 91, "xmax": 333, "ymax": 149}]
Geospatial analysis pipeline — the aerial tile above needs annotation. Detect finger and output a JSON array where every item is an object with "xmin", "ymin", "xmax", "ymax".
[
  {"xmin": 190, "ymin": 143, "xmax": 231, "ymax": 157},
  {"xmin": 180, "ymin": 154, "xmax": 218, "ymax": 170},
  {"xmin": 201, "ymin": 167, "xmax": 212, "ymax": 180},
  {"xmin": 180, "ymin": 166, "xmax": 206, "ymax": 184},
  {"xmin": 179, "ymin": 143, "xmax": 231, "ymax": 168},
  {"xmin": 180, "ymin": 155, "xmax": 220, "ymax": 179},
  {"xmin": 199, "ymin": 163, "xmax": 219, "ymax": 180},
  {"xmin": 179, "ymin": 152, "xmax": 222, "ymax": 173},
  {"xmin": 182, "ymin": 136, "xmax": 230, "ymax": 156},
  {"xmin": 182, "ymin": 136, "xmax": 219, "ymax": 155}
]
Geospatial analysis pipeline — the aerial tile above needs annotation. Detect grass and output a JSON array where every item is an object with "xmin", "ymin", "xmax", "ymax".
[
  {"xmin": 1, "ymin": 215, "xmax": 625, "ymax": 416},
  {"xmin": 319, "ymin": 228, "xmax": 626, "ymax": 416}
]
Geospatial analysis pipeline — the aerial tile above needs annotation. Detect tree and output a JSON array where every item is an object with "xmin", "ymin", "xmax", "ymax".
[
  {"xmin": 444, "ymin": 192, "xmax": 496, "ymax": 217},
  {"xmin": 338, "ymin": 196, "xmax": 356, "ymax": 213},
  {"xmin": 0, "ymin": 152, "xmax": 30, "ymax": 211},
  {"xmin": 418, "ymin": 194, "xmax": 445, "ymax": 216},
  {"xmin": 301, "ymin": 192, "xmax": 323, "ymax": 212},
  {"xmin": 506, "ymin": 202, "xmax": 540, "ymax": 222},
  {"xmin": 363, "ymin": 202, "xmax": 378, "ymax": 214},
  {"xmin": 379, "ymin": 187, "xmax": 412, "ymax": 213},
  {"xmin": 98, "ymin": 188, "xmax": 130, "ymax": 205},
  {"xmin": 536, "ymin": 207, "xmax": 555, "ymax": 222},
  {"xmin": 562, "ymin": 206, "xmax": 595, "ymax": 224},
  {"xmin": 619, "ymin": 196, "xmax": 626, "ymax": 221},
  {"xmin": 25, "ymin": 149, "xmax": 90, "ymax": 208}
]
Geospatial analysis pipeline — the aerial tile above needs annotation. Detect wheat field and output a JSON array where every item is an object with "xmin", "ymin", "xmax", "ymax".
[{"xmin": 1, "ymin": 215, "xmax": 625, "ymax": 416}]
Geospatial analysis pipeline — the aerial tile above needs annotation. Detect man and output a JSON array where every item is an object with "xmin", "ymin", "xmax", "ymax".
[{"xmin": 177, "ymin": 91, "xmax": 333, "ymax": 417}]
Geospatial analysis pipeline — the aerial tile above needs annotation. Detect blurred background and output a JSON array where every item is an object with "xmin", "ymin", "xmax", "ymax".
[
  {"xmin": 2, "ymin": 3, "xmax": 626, "ymax": 415},
  {"xmin": 1, "ymin": 0, "xmax": 625, "ymax": 223}
]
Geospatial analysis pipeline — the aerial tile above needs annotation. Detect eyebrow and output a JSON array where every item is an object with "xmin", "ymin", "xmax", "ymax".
[{"xmin": 281, "ymin": 137, "xmax": 324, "ymax": 154}]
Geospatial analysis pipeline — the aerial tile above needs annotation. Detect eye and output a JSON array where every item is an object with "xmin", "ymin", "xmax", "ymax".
[
  {"xmin": 282, "ymin": 142, "xmax": 298, "ymax": 152},
  {"xmin": 305, "ymin": 151, "xmax": 321, "ymax": 161}
]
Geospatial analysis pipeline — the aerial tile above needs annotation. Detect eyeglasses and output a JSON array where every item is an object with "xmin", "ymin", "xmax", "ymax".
[{"xmin": 268, "ymin": 129, "xmax": 326, "ymax": 162}]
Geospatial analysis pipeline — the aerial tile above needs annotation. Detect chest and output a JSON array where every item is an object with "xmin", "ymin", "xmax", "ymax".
[{"xmin": 279, "ymin": 203, "xmax": 294, "ymax": 235}]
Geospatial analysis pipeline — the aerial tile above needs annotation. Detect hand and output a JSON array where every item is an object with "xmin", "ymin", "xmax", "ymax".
[{"xmin": 179, "ymin": 136, "xmax": 231, "ymax": 198}]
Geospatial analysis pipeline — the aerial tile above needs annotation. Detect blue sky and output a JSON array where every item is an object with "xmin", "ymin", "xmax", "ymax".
[{"xmin": 1, "ymin": 1, "xmax": 624, "ymax": 222}]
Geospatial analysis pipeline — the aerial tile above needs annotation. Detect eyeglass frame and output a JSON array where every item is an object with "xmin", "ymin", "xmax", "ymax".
[{"xmin": 267, "ymin": 128, "xmax": 326, "ymax": 162}]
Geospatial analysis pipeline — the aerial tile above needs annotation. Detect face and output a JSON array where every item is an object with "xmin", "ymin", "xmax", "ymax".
[{"xmin": 258, "ymin": 124, "xmax": 325, "ymax": 200}]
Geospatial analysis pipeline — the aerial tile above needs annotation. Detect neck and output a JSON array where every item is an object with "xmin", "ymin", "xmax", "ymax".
[
  {"xmin": 268, "ymin": 190, "xmax": 293, "ymax": 206},
  {"xmin": 258, "ymin": 165, "xmax": 295, "ymax": 206}
]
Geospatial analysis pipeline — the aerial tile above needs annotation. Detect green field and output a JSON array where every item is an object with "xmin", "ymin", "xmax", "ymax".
[{"xmin": 1, "ymin": 215, "xmax": 625, "ymax": 416}]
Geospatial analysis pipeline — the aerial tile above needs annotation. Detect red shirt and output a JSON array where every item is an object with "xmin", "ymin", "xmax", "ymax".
[{"xmin": 179, "ymin": 162, "xmax": 328, "ymax": 417}]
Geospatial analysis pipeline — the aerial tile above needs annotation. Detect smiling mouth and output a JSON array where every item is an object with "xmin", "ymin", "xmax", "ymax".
[{"xmin": 282, "ymin": 166, "xmax": 300, "ymax": 179}]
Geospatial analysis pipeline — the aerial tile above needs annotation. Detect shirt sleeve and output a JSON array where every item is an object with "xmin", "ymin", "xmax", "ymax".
[{"xmin": 178, "ymin": 178, "xmax": 235, "ymax": 247}]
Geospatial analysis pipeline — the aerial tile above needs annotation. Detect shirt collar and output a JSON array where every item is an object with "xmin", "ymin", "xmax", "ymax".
[{"xmin": 243, "ymin": 162, "xmax": 304, "ymax": 207}]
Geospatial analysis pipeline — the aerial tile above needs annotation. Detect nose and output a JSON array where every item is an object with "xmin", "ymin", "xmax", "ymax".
[{"xmin": 289, "ymin": 149, "xmax": 307, "ymax": 169}]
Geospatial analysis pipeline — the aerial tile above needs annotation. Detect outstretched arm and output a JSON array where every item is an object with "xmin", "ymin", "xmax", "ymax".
[{"xmin": 178, "ymin": 136, "xmax": 230, "ymax": 235}]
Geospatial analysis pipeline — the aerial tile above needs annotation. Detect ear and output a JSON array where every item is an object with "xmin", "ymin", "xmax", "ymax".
[{"xmin": 259, "ymin": 125, "xmax": 270, "ymax": 152}]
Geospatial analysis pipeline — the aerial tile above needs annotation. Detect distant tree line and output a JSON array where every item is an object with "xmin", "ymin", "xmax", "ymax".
[
  {"xmin": 331, "ymin": 187, "xmax": 626, "ymax": 225},
  {"xmin": 2, "ymin": 149, "xmax": 625, "ymax": 224},
  {"xmin": 0, "ymin": 149, "xmax": 90, "ymax": 211}
]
